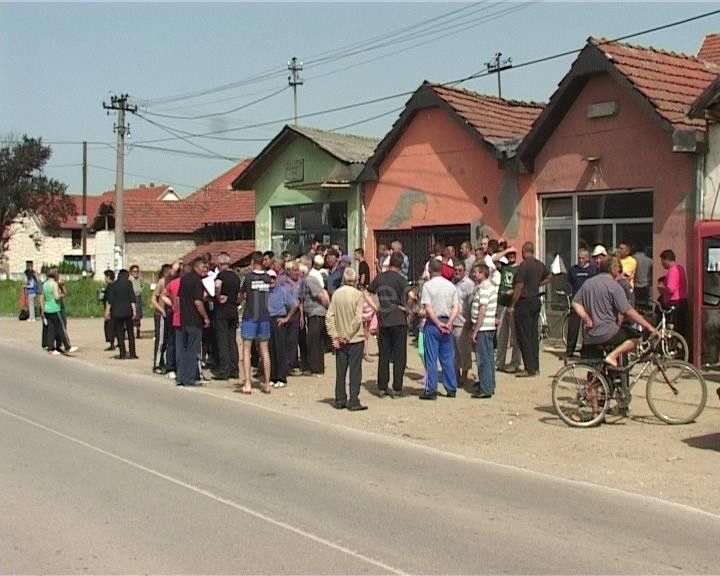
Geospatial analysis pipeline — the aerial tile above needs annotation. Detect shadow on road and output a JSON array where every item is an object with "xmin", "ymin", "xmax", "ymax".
[{"xmin": 682, "ymin": 432, "xmax": 720, "ymax": 452}]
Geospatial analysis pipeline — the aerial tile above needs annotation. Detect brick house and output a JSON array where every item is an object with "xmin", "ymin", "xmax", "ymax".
[
  {"xmin": 359, "ymin": 81, "xmax": 543, "ymax": 280},
  {"xmin": 517, "ymin": 36, "xmax": 718, "ymax": 355},
  {"xmin": 2, "ymin": 160, "xmax": 256, "ymax": 279}
]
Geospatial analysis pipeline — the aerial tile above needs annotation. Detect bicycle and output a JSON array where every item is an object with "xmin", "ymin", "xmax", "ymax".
[
  {"xmin": 551, "ymin": 333, "xmax": 707, "ymax": 428},
  {"xmin": 630, "ymin": 300, "xmax": 688, "ymax": 362},
  {"xmin": 539, "ymin": 288, "xmax": 573, "ymax": 347}
]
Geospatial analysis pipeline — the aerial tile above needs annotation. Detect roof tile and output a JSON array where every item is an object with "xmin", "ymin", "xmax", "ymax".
[
  {"xmin": 698, "ymin": 33, "xmax": 720, "ymax": 66},
  {"xmin": 591, "ymin": 37, "xmax": 719, "ymax": 130},
  {"xmin": 429, "ymin": 84, "xmax": 544, "ymax": 145}
]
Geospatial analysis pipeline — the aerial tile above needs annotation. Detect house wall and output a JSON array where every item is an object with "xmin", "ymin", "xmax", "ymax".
[
  {"xmin": 363, "ymin": 107, "xmax": 536, "ymax": 268},
  {"xmin": 125, "ymin": 233, "xmax": 198, "ymax": 274},
  {"xmin": 253, "ymin": 137, "xmax": 361, "ymax": 254},
  {"xmin": 3, "ymin": 215, "xmax": 98, "ymax": 278},
  {"xmin": 532, "ymin": 73, "xmax": 697, "ymax": 282},
  {"xmin": 701, "ymin": 123, "xmax": 720, "ymax": 220}
]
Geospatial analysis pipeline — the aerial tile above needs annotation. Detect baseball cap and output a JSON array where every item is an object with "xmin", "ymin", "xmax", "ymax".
[
  {"xmin": 341, "ymin": 254, "xmax": 353, "ymax": 263},
  {"xmin": 313, "ymin": 255, "xmax": 325, "ymax": 267},
  {"xmin": 498, "ymin": 256, "xmax": 509, "ymax": 265},
  {"xmin": 266, "ymin": 269, "xmax": 277, "ymax": 278},
  {"xmin": 591, "ymin": 245, "xmax": 608, "ymax": 257}
]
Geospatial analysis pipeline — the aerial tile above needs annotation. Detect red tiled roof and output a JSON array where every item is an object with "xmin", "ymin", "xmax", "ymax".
[
  {"xmin": 698, "ymin": 33, "xmax": 720, "ymax": 67},
  {"xmin": 197, "ymin": 189, "xmax": 255, "ymax": 225},
  {"xmin": 181, "ymin": 240, "xmax": 256, "ymax": 266},
  {"xmin": 99, "ymin": 185, "xmax": 176, "ymax": 204},
  {"xmin": 591, "ymin": 37, "xmax": 719, "ymax": 130},
  {"xmin": 197, "ymin": 159, "xmax": 253, "ymax": 194},
  {"xmin": 429, "ymin": 84, "xmax": 544, "ymax": 145},
  {"xmin": 59, "ymin": 195, "xmax": 105, "ymax": 230},
  {"xmin": 122, "ymin": 197, "xmax": 207, "ymax": 234}
]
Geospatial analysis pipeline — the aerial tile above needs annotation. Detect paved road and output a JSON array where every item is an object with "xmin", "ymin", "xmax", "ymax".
[{"xmin": 2, "ymin": 343, "xmax": 719, "ymax": 574}]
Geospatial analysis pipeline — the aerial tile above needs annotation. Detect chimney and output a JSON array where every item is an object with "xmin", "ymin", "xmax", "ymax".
[
  {"xmin": 698, "ymin": 33, "xmax": 720, "ymax": 66},
  {"xmin": 149, "ymin": 182, "xmax": 155, "ymax": 187}
]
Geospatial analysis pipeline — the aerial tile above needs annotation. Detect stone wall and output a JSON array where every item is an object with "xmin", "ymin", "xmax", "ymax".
[
  {"xmin": 3, "ymin": 215, "xmax": 97, "ymax": 279},
  {"xmin": 125, "ymin": 233, "xmax": 198, "ymax": 275}
]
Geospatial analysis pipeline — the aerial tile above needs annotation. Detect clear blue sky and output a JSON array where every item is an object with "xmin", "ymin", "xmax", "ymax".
[{"xmin": 2, "ymin": 2, "xmax": 718, "ymax": 197}]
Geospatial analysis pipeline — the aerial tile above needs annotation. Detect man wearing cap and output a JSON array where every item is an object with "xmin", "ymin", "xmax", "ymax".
[
  {"xmin": 267, "ymin": 269, "xmax": 299, "ymax": 388},
  {"xmin": 573, "ymin": 244, "xmax": 657, "ymax": 369},
  {"xmin": 564, "ymin": 248, "xmax": 597, "ymax": 359},
  {"xmin": 326, "ymin": 268, "xmax": 367, "ymax": 411}
]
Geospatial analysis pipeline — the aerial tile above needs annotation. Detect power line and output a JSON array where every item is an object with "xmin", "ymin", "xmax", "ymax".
[
  {"xmin": 128, "ymin": 143, "xmax": 243, "ymax": 162},
  {"xmin": 133, "ymin": 111, "xmax": 239, "ymax": 162},
  {"xmin": 305, "ymin": 2, "xmax": 533, "ymax": 84},
  {"xmin": 131, "ymin": 3, "xmax": 487, "ymax": 108},
  {"xmin": 330, "ymin": 107, "xmax": 405, "ymax": 132},
  {"xmin": 89, "ymin": 163, "xmax": 203, "ymax": 191},
  {"xmin": 138, "ymin": 85, "xmax": 289, "ymax": 121}
]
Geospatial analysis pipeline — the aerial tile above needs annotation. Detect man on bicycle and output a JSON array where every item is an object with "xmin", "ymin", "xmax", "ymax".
[{"xmin": 572, "ymin": 245, "xmax": 657, "ymax": 369}]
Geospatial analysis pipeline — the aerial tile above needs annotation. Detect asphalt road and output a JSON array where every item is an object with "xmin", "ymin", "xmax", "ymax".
[{"xmin": 2, "ymin": 343, "xmax": 719, "ymax": 575}]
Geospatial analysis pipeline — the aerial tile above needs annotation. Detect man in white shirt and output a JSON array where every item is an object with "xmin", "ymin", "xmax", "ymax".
[{"xmin": 420, "ymin": 259, "xmax": 459, "ymax": 400}]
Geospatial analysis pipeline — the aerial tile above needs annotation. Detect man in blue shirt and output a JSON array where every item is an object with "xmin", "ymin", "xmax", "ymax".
[
  {"xmin": 564, "ymin": 247, "xmax": 597, "ymax": 359},
  {"xmin": 267, "ymin": 269, "xmax": 299, "ymax": 387}
]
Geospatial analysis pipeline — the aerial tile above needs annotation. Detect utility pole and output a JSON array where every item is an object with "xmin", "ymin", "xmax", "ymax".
[
  {"xmin": 81, "ymin": 140, "xmax": 87, "ymax": 274},
  {"xmin": 485, "ymin": 52, "xmax": 513, "ymax": 99},
  {"xmin": 288, "ymin": 57, "xmax": 303, "ymax": 126},
  {"xmin": 103, "ymin": 94, "xmax": 136, "ymax": 271}
]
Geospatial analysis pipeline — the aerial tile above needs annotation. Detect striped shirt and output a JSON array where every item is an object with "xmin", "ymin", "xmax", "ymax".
[{"xmin": 470, "ymin": 279, "xmax": 498, "ymax": 332}]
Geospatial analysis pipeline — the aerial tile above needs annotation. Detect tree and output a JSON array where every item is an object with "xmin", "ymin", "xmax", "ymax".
[{"xmin": 0, "ymin": 136, "xmax": 76, "ymax": 238}]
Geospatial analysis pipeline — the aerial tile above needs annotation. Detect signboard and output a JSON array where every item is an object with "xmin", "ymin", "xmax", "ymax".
[
  {"xmin": 76, "ymin": 215, "xmax": 88, "ymax": 226},
  {"xmin": 285, "ymin": 158, "xmax": 304, "ymax": 183}
]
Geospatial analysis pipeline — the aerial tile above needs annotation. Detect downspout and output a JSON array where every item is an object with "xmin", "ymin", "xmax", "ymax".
[{"xmin": 692, "ymin": 130, "xmax": 707, "ymax": 367}]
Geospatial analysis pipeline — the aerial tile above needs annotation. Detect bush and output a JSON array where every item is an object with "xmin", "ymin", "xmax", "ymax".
[
  {"xmin": 41, "ymin": 261, "xmax": 85, "ymax": 275},
  {"xmin": 0, "ymin": 279, "xmax": 154, "ymax": 318}
]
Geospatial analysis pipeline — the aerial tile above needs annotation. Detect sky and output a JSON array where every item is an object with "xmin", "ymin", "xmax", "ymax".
[{"xmin": 2, "ymin": 2, "xmax": 719, "ymax": 197}]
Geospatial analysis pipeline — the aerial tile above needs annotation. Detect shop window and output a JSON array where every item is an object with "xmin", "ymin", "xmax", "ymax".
[
  {"xmin": 542, "ymin": 197, "xmax": 572, "ymax": 219},
  {"xmin": 271, "ymin": 201, "xmax": 347, "ymax": 257},
  {"xmin": 578, "ymin": 224, "xmax": 613, "ymax": 251},
  {"xmin": 578, "ymin": 192, "xmax": 652, "ymax": 220}
]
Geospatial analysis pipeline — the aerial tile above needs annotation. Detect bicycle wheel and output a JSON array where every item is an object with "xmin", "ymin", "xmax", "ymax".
[
  {"xmin": 646, "ymin": 360, "xmax": 707, "ymax": 424},
  {"xmin": 660, "ymin": 330, "xmax": 689, "ymax": 361},
  {"xmin": 552, "ymin": 363, "xmax": 610, "ymax": 427}
]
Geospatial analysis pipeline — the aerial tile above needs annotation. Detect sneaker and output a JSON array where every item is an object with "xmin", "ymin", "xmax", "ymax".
[
  {"xmin": 272, "ymin": 381, "xmax": 287, "ymax": 388},
  {"xmin": 50, "ymin": 350, "xmax": 61, "ymax": 356},
  {"xmin": 68, "ymin": 346, "xmax": 79, "ymax": 353},
  {"xmin": 419, "ymin": 392, "xmax": 437, "ymax": 401},
  {"xmin": 166, "ymin": 371, "xmax": 176, "ymax": 380}
]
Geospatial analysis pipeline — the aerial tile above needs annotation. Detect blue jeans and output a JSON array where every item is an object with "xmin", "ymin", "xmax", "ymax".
[
  {"xmin": 423, "ymin": 320, "xmax": 457, "ymax": 395},
  {"xmin": 177, "ymin": 325, "xmax": 203, "ymax": 385},
  {"xmin": 475, "ymin": 330, "xmax": 496, "ymax": 396}
]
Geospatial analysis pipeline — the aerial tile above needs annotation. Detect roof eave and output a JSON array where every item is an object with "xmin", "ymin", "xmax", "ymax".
[
  {"xmin": 357, "ymin": 82, "xmax": 501, "ymax": 183},
  {"xmin": 517, "ymin": 42, "xmax": 684, "ymax": 170}
]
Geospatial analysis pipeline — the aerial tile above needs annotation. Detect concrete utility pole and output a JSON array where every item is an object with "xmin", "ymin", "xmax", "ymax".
[
  {"xmin": 81, "ymin": 140, "xmax": 87, "ymax": 274},
  {"xmin": 288, "ymin": 57, "xmax": 303, "ymax": 126},
  {"xmin": 485, "ymin": 52, "xmax": 513, "ymax": 99},
  {"xmin": 103, "ymin": 94, "xmax": 136, "ymax": 271}
]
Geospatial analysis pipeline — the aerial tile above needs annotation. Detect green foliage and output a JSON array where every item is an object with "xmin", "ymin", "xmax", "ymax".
[
  {"xmin": 40, "ymin": 261, "xmax": 84, "ymax": 275},
  {"xmin": 0, "ymin": 279, "xmax": 154, "ymax": 318},
  {"xmin": 0, "ymin": 136, "xmax": 75, "ymax": 237}
]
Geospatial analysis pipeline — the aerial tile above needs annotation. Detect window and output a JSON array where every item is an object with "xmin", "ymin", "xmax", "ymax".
[
  {"xmin": 542, "ymin": 197, "xmax": 572, "ymax": 219},
  {"xmin": 71, "ymin": 229, "xmax": 82, "ymax": 249},
  {"xmin": 271, "ymin": 201, "xmax": 347, "ymax": 257},
  {"xmin": 578, "ymin": 191, "xmax": 652, "ymax": 220}
]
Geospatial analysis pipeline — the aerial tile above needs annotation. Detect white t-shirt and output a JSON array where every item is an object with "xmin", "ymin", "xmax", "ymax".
[{"xmin": 421, "ymin": 276, "xmax": 459, "ymax": 318}]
